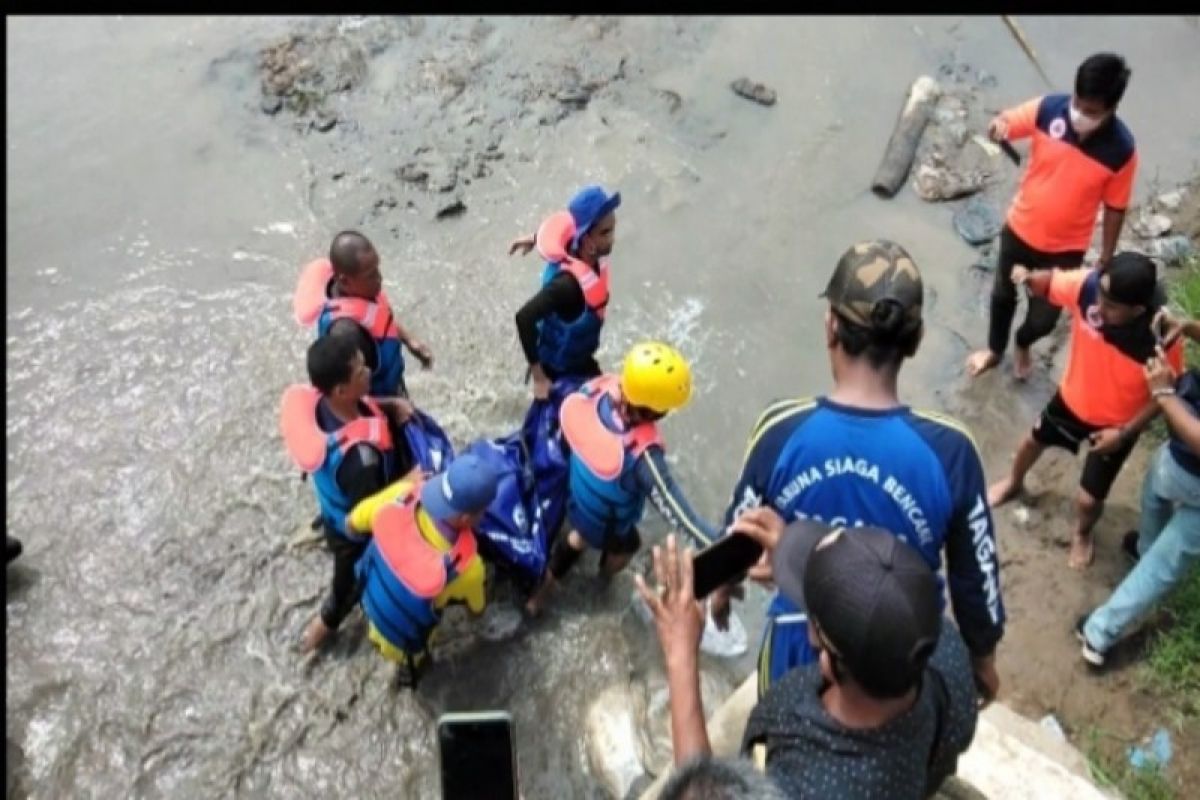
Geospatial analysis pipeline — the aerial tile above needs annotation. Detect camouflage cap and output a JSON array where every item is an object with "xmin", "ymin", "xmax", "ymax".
[{"xmin": 821, "ymin": 239, "xmax": 924, "ymax": 330}]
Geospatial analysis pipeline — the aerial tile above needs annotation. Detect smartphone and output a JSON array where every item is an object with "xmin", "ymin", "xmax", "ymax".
[
  {"xmin": 691, "ymin": 532, "xmax": 765, "ymax": 600},
  {"xmin": 438, "ymin": 711, "xmax": 518, "ymax": 800}
]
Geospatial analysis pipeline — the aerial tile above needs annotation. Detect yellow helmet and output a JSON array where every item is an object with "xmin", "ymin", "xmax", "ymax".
[{"xmin": 621, "ymin": 341, "xmax": 693, "ymax": 414}]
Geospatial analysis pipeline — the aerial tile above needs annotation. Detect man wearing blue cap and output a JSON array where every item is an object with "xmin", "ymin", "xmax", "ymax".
[
  {"xmin": 510, "ymin": 185, "xmax": 621, "ymax": 399},
  {"xmin": 301, "ymin": 453, "xmax": 499, "ymax": 662}
]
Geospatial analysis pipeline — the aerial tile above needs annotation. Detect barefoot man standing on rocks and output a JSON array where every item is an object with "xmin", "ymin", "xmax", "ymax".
[
  {"xmin": 988, "ymin": 254, "xmax": 1182, "ymax": 570},
  {"xmin": 966, "ymin": 53, "xmax": 1138, "ymax": 380}
]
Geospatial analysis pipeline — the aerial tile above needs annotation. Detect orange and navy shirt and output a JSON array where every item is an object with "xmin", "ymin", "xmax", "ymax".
[
  {"xmin": 1048, "ymin": 268, "xmax": 1182, "ymax": 428},
  {"xmin": 1002, "ymin": 94, "xmax": 1137, "ymax": 254}
]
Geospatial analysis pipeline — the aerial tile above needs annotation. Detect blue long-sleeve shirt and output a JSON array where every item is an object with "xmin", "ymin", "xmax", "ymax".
[
  {"xmin": 636, "ymin": 445, "xmax": 719, "ymax": 547},
  {"xmin": 724, "ymin": 397, "xmax": 1005, "ymax": 658}
]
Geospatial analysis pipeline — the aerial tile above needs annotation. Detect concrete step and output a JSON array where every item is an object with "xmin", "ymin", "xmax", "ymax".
[{"xmin": 638, "ymin": 675, "xmax": 1120, "ymax": 800}]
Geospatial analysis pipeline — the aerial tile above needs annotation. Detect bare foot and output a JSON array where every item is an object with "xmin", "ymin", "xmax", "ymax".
[
  {"xmin": 1013, "ymin": 346, "xmax": 1033, "ymax": 381},
  {"xmin": 524, "ymin": 578, "xmax": 553, "ymax": 618},
  {"xmin": 987, "ymin": 477, "xmax": 1022, "ymax": 508},
  {"xmin": 966, "ymin": 349, "xmax": 1000, "ymax": 378},
  {"xmin": 1068, "ymin": 536, "xmax": 1095, "ymax": 570},
  {"xmin": 300, "ymin": 616, "xmax": 331, "ymax": 653},
  {"xmin": 523, "ymin": 596, "xmax": 544, "ymax": 618}
]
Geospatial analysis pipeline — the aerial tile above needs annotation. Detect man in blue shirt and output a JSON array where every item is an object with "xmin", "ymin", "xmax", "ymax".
[{"xmin": 710, "ymin": 240, "xmax": 1005, "ymax": 703}]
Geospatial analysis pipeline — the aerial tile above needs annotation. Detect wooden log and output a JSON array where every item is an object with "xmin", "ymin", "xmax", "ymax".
[{"xmin": 870, "ymin": 76, "xmax": 941, "ymax": 199}]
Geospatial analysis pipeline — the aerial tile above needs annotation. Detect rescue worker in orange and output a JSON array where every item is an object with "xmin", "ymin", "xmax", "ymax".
[
  {"xmin": 967, "ymin": 53, "xmax": 1138, "ymax": 380},
  {"xmin": 988, "ymin": 254, "xmax": 1183, "ymax": 570}
]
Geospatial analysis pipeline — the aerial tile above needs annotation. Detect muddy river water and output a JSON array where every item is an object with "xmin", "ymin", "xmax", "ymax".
[{"xmin": 7, "ymin": 15, "xmax": 1200, "ymax": 799}]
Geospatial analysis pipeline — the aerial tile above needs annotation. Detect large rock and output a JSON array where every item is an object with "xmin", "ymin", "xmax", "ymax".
[
  {"xmin": 635, "ymin": 669, "xmax": 735, "ymax": 776},
  {"xmin": 1131, "ymin": 211, "xmax": 1173, "ymax": 239},
  {"xmin": 914, "ymin": 164, "xmax": 988, "ymax": 202},
  {"xmin": 637, "ymin": 675, "xmax": 1119, "ymax": 800},
  {"xmin": 953, "ymin": 196, "xmax": 1003, "ymax": 245},
  {"xmin": 1146, "ymin": 235, "xmax": 1195, "ymax": 266},
  {"xmin": 587, "ymin": 683, "xmax": 649, "ymax": 799}
]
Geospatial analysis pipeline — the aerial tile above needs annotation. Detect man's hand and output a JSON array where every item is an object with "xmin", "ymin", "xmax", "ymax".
[
  {"xmin": 508, "ymin": 234, "xmax": 536, "ymax": 257},
  {"xmin": 972, "ymin": 653, "xmax": 1000, "ymax": 708},
  {"xmin": 635, "ymin": 534, "xmax": 705, "ymax": 668},
  {"xmin": 730, "ymin": 506, "xmax": 786, "ymax": 553},
  {"xmin": 1145, "ymin": 349, "xmax": 1178, "ymax": 394},
  {"xmin": 530, "ymin": 364, "xmax": 551, "ymax": 400},
  {"xmin": 407, "ymin": 339, "xmax": 434, "ymax": 369},
  {"xmin": 1010, "ymin": 264, "xmax": 1030, "ymax": 286},
  {"xmin": 987, "ymin": 115, "xmax": 1010, "ymax": 142},
  {"xmin": 1088, "ymin": 427, "xmax": 1126, "ymax": 455},
  {"xmin": 1151, "ymin": 308, "xmax": 1186, "ymax": 349},
  {"xmin": 377, "ymin": 396, "xmax": 416, "ymax": 425},
  {"xmin": 730, "ymin": 507, "xmax": 786, "ymax": 587},
  {"xmin": 707, "ymin": 582, "xmax": 744, "ymax": 631}
]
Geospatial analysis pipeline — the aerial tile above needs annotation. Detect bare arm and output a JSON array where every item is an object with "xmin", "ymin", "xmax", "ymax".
[
  {"xmin": 1120, "ymin": 400, "xmax": 1162, "ymax": 441},
  {"xmin": 393, "ymin": 318, "xmax": 433, "ymax": 368},
  {"xmin": 1012, "ymin": 265, "xmax": 1053, "ymax": 298},
  {"xmin": 665, "ymin": 647, "xmax": 711, "ymax": 765},
  {"xmin": 1160, "ymin": 395, "xmax": 1200, "ymax": 453},
  {"xmin": 634, "ymin": 536, "xmax": 712, "ymax": 765},
  {"xmin": 1097, "ymin": 207, "xmax": 1126, "ymax": 270}
]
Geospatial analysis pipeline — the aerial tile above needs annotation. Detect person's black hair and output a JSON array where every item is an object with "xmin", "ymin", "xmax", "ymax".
[
  {"xmin": 328, "ymin": 230, "xmax": 375, "ymax": 276},
  {"xmin": 1105, "ymin": 251, "xmax": 1158, "ymax": 308},
  {"xmin": 307, "ymin": 333, "xmax": 359, "ymax": 394},
  {"xmin": 833, "ymin": 300, "xmax": 922, "ymax": 369},
  {"xmin": 659, "ymin": 756, "xmax": 788, "ymax": 800},
  {"xmin": 1075, "ymin": 53, "xmax": 1130, "ymax": 110}
]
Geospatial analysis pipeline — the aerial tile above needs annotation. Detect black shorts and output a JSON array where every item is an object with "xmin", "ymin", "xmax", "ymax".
[{"xmin": 1032, "ymin": 392, "xmax": 1136, "ymax": 500}]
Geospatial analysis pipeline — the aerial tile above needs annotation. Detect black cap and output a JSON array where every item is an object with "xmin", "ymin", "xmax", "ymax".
[
  {"xmin": 772, "ymin": 520, "xmax": 941, "ymax": 698},
  {"xmin": 1104, "ymin": 251, "xmax": 1157, "ymax": 307},
  {"xmin": 821, "ymin": 239, "xmax": 924, "ymax": 333}
]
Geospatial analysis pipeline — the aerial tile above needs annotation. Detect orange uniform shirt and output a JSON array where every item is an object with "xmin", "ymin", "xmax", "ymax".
[
  {"xmin": 1002, "ymin": 94, "xmax": 1137, "ymax": 254},
  {"xmin": 1048, "ymin": 269, "xmax": 1182, "ymax": 428}
]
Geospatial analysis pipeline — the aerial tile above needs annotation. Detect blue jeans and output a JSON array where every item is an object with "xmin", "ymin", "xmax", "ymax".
[{"xmin": 1084, "ymin": 444, "xmax": 1200, "ymax": 652}]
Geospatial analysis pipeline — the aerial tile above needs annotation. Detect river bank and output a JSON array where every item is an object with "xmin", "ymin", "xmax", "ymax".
[{"xmin": 6, "ymin": 16, "xmax": 1200, "ymax": 798}]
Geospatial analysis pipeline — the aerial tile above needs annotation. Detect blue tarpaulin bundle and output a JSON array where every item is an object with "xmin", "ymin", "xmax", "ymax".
[{"xmin": 467, "ymin": 379, "xmax": 580, "ymax": 588}]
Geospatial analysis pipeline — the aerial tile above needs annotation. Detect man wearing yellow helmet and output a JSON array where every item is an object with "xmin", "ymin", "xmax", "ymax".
[{"xmin": 524, "ymin": 341, "xmax": 718, "ymax": 616}]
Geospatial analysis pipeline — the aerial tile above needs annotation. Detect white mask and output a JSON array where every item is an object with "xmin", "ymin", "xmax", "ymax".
[{"xmin": 1069, "ymin": 105, "xmax": 1103, "ymax": 135}]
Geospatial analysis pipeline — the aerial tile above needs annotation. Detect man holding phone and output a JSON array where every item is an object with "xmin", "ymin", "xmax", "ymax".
[
  {"xmin": 1076, "ymin": 310, "xmax": 1199, "ymax": 666},
  {"xmin": 711, "ymin": 240, "xmax": 1005, "ymax": 704},
  {"xmin": 637, "ymin": 523, "xmax": 979, "ymax": 800}
]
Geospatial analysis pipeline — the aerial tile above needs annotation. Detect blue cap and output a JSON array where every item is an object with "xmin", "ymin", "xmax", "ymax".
[
  {"xmin": 420, "ymin": 453, "xmax": 500, "ymax": 522},
  {"xmin": 567, "ymin": 184, "xmax": 621, "ymax": 251}
]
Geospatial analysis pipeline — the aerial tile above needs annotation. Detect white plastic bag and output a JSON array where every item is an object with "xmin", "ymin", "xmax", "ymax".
[{"xmin": 631, "ymin": 590, "xmax": 748, "ymax": 659}]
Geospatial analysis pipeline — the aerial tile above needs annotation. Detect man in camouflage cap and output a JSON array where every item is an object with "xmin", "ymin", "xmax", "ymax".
[
  {"xmin": 713, "ymin": 239, "xmax": 1006, "ymax": 706},
  {"xmin": 820, "ymin": 239, "xmax": 924, "ymax": 339}
]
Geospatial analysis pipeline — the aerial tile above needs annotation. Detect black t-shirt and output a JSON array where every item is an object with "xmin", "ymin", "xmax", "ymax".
[
  {"xmin": 316, "ymin": 398, "xmax": 411, "ymax": 507},
  {"xmin": 742, "ymin": 622, "xmax": 979, "ymax": 800},
  {"xmin": 514, "ymin": 272, "xmax": 590, "ymax": 372}
]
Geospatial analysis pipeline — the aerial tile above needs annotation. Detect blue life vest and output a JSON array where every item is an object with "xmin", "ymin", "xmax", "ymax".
[
  {"xmin": 536, "ymin": 260, "xmax": 609, "ymax": 376},
  {"xmin": 280, "ymin": 386, "xmax": 398, "ymax": 540},
  {"xmin": 294, "ymin": 258, "xmax": 408, "ymax": 397},
  {"xmin": 562, "ymin": 376, "xmax": 662, "ymax": 538},
  {"xmin": 356, "ymin": 490, "xmax": 476, "ymax": 658}
]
